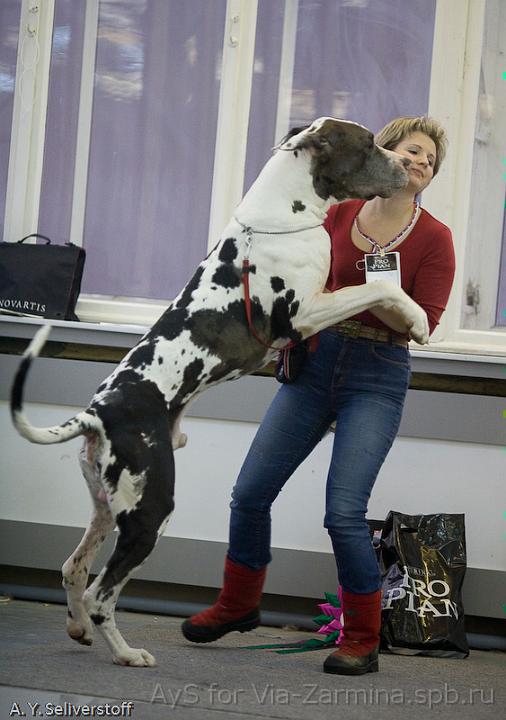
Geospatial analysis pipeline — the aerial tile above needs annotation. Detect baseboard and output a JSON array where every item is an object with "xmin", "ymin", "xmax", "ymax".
[{"xmin": 0, "ymin": 519, "xmax": 504, "ymax": 619}]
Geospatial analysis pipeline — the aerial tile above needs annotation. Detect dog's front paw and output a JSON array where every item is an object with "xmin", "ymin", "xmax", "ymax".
[
  {"xmin": 113, "ymin": 647, "xmax": 157, "ymax": 667},
  {"xmin": 409, "ymin": 308, "xmax": 430, "ymax": 345}
]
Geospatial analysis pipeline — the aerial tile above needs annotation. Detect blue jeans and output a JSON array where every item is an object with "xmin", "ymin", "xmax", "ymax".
[{"xmin": 228, "ymin": 328, "xmax": 411, "ymax": 594}]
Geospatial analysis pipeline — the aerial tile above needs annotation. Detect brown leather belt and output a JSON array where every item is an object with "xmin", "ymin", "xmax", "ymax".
[{"xmin": 330, "ymin": 320, "xmax": 409, "ymax": 347}]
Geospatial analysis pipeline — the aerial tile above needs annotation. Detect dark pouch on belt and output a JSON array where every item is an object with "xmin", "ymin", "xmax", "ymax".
[{"xmin": 275, "ymin": 341, "xmax": 308, "ymax": 384}]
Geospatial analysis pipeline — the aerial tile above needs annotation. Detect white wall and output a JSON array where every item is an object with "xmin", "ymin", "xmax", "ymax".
[{"xmin": 1, "ymin": 401, "xmax": 504, "ymax": 573}]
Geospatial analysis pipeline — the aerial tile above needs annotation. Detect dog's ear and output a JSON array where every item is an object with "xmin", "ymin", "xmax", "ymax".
[
  {"xmin": 288, "ymin": 127, "xmax": 346, "ymax": 159},
  {"xmin": 277, "ymin": 125, "xmax": 310, "ymax": 149}
]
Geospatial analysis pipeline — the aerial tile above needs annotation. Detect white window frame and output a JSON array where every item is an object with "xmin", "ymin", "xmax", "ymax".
[
  {"xmin": 74, "ymin": 0, "xmax": 259, "ymax": 326},
  {"xmin": 3, "ymin": 0, "xmax": 505, "ymax": 358},
  {"xmin": 3, "ymin": 0, "xmax": 55, "ymax": 244},
  {"xmin": 459, "ymin": 0, "xmax": 506, "ymax": 334},
  {"xmin": 421, "ymin": 0, "xmax": 505, "ymax": 355}
]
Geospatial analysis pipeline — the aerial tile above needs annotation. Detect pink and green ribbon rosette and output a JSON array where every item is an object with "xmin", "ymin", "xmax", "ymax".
[{"xmin": 242, "ymin": 588, "xmax": 344, "ymax": 654}]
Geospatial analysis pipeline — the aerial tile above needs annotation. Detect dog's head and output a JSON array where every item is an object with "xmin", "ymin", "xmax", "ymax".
[{"xmin": 278, "ymin": 117, "xmax": 410, "ymax": 201}]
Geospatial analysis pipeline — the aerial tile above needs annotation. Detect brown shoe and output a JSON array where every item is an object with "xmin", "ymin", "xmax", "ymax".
[
  {"xmin": 323, "ymin": 589, "xmax": 382, "ymax": 675},
  {"xmin": 181, "ymin": 557, "xmax": 266, "ymax": 643}
]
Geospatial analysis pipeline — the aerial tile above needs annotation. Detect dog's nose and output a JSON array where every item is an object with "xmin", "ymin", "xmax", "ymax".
[{"xmin": 401, "ymin": 157, "xmax": 412, "ymax": 169}]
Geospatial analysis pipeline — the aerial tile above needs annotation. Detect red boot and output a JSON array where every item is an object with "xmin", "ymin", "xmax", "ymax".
[
  {"xmin": 323, "ymin": 589, "xmax": 382, "ymax": 675},
  {"xmin": 181, "ymin": 557, "xmax": 266, "ymax": 643}
]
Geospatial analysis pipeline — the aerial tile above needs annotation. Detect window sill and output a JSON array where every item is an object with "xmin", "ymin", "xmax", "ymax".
[
  {"xmin": 1, "ymin": 314, "xmax": 505, "ymax": 397},
  {"xmin": 409, "ymin": 340, "xmax": 506, "ymax": 366},
  {"xmin": 0, "ymin": 314, "xmax": 147, "ymax": 347}
]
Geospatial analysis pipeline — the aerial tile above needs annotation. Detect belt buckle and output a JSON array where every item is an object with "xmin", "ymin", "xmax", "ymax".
[{"xmin": 340, "ymin": 320, "xmax": 362, "ymax": 339}]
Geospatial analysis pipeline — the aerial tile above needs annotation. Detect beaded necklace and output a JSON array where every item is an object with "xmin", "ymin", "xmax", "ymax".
[{"xmin": 354, "ymin": 202, "xmax": 420, "ymax": 257}]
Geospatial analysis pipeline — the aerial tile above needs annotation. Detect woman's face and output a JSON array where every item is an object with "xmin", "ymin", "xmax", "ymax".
[{"xmin": 392, "ymin": 131, "xmax": 437, "ymax": 194}]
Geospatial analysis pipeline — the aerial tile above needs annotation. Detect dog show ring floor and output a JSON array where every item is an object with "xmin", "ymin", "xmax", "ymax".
[{"xmin": 0, "ymin": 599, "xmax": 504, "ymax": 720}]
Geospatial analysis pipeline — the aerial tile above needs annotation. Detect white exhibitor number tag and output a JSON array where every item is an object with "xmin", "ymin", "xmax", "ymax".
[{"xmin": 364, "ymin": 252, "xmax": 401, "ymax": 287}]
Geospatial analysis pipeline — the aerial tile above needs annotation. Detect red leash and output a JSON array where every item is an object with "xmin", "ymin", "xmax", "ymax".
[
  {"xmin": 236, "ymin": 216, "xmax": 321, "ymax": 353},
  {"xmin": 242, "ymin": 259, "xmax": 296, "ymax": 351}
]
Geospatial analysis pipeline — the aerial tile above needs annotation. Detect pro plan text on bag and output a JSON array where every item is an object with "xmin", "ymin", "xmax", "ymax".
[
  {"xmin": 0, "ymin": 235, "xmax": 86, "ymax": 321},
  {"xmin": 379, "ymin": 511, "xmax": 469, "ymax": 658}
]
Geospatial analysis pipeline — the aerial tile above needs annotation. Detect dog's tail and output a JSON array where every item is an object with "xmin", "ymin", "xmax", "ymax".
[{"xmin": 10, "ymin": 325, "xmax": 99, "ymax": 444}]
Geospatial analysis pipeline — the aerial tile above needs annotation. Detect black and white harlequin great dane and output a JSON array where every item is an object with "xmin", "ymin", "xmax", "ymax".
[{"xmin": 11, "ymin": 117, "xmax": 429, "ymax": 667}]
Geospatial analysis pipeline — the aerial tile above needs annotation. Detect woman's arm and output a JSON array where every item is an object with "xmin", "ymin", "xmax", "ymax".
[{"xmin": 371, "ymin": 226, "xmax": 455, "ymax": 337}]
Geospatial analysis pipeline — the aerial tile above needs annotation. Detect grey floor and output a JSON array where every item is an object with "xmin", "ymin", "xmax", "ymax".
[{"xmin": 0, "ymin": 599, "xmax": 504, "ymax": 720}]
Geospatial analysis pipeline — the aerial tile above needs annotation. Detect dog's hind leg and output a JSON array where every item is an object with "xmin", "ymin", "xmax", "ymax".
[
  {"xmin": 62, "ymin": 438, "xmax": 115, "ymax": 646},
  {"xmin": 83, "ymin": 439, "xmax": 175, "ymax": 666},
  {"xmin": 63, "ymin": 504, "xmax": 115, "ymax": 645}
]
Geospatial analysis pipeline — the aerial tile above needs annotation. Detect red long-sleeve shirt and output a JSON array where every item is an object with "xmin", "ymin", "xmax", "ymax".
[{"xmin": 324, "ymin": 199, "xmax": 456, "ymax": 336}]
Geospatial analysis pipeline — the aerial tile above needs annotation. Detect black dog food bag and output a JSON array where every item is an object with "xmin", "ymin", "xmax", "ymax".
[{"xmin": 379, "ymin": 511, "xmax": 469, "ymax": 658}]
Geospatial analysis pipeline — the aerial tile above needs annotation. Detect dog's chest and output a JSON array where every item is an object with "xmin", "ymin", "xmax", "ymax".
[{"xmin": 91, "ymin": 226, "xmax": 330, "ymax": 411}]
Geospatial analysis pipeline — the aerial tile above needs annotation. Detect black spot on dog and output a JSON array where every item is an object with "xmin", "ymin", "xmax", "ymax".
[
  {"xmin": 290, "ymin": 300, "xmax": 300, "ymax": 318},
  {"xmin": 170, "ymin": 358, "xmax": 205, "ymax": 408},
  {"xmin": 150, "ymin": 306, "xmax": 188, "ymax": 341},
  {"xmin": 212, "ymin": 264, "xmax": 241, "ymax": 289},
  {"xmin": 292, "ymin": 200, "xmax": 306, "ymax": 213},
  {"xmin": 271, "ymin": 297, "xmax": 303, "ymax": 344},
  {"xmin": 218, "ymin": 238, "xmax": 238, "ymax": 263},
  {"xmin": 91, "ymin": 613, "xmax": 105, "ymax": 626},
  {"xmin": 158, "ymin": 357, "xmax": 163, "ymax": 365},
  {"xmin": 176, "ymin": 265, "xmax": 204, "ymax": 309},
  {"xmin": 10, "ymin": 355, "xmax": 32, "ymax": 413},
  {"xmin": 188, "ymin": 301, "xmax": 267, "ymax": 377},
  {"xmin": 127, "ymin": 341, "xmax": 156, "ymax": 370},
  {"xmin": 271, "ymin": 276, "xmax": 285, "ymax": 293},
  {"xmin": 213, "ymin": 238, "xmax": 241, "ymax": 288},
  {"xmin": 285, "ymin": 289, "xmax": 295, "ymax": 303}
]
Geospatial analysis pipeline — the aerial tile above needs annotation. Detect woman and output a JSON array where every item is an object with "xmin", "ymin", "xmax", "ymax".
[{"xmin": 181, "ymin": 116, "xmax": 456, "ymax": 675}]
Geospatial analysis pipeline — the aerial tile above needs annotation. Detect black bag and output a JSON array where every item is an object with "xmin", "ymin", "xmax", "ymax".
[
  {"xmin": 0, "ymin": 234, "xmax": 86, "ymax": 321},
  {"xmin": 275, "ymin": 341, "xmax": 308, "ymax": 383},
  {"xmin": 379, "ymin": 510, "xmax": 469, "ymax": 658}
]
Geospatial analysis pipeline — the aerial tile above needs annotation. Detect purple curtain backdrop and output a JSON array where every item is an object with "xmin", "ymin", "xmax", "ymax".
[
  {"xmin": 38, "ymin": 0, "xmax": 86, "ymax": 248},
  {"xmin": 243, "ymin": 0, "xmax": 285, "ymax": 194},
  {"xmin": 0, "ymin": 1, "xmax": 22, "ymax": 241},
  {"xmin": 244, "ymin": 0, "xmax": 437, "ymax": 192},
  {"xmin": 39, "ymin": 0, "xmax": 227, "ymax": 302},
  {"xmin": 82, "ymin": 0, "xmax": 226, "ymax": 300}
]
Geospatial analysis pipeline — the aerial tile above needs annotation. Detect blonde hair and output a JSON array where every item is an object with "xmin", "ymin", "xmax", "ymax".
[{"xmin": 375, "ymin": 116, "xmax": 448, "ymax": 176}]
